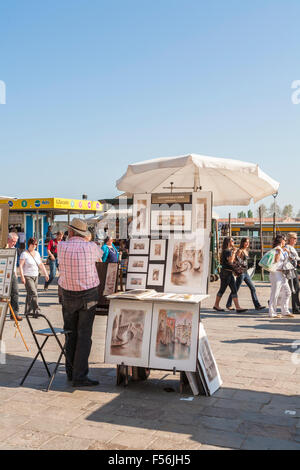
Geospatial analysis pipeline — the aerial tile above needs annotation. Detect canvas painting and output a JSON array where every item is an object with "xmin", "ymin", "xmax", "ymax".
[
  {"xmin": 164, "ymin": 234, "xmax": 209, "ymax": 294},
  {"xmin": 132, "ymin": 194, "xmax": 151, "ymax": 236},
  {"xmin": 198, "ymin": 323, "xmax": 222, "ymax": 395},
  {"xmin": 105, "ymin": 299, "xmax": 153, "ymax": 367},
  {"xmin": 192, "ymin": 191, "xmax": 212, "ymax": 231},
  {"xmin": 129, "ymin": 238, "xmax": 150, "ymax": 255},
  {"xmin": 103, "ymin": 263, "xmax": 118, "ymax": 296},
  {"xmin": 149, "ymin": 302, "xmax": 199, "ymax": 371},
  {"xmin": 151, "ymin": 210, "xmax": 192, "ymax": 233},
  {"xmin": 149, "ymin": 239, "xmax": 166, "ymax": 261},
  {"xmin": 126, "ymin": 273, "xmax": 147, "ymax": 290},
  {"xmin": 127, "ymin": 256, "xmax": 148, "ymax": 273},
  {"xmin": 147, "ymin": 264, "xmax": 165, "ymax": 287}
]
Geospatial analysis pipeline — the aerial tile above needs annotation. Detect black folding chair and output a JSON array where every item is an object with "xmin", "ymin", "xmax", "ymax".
[{"xmin": 20, "ymin": 312, "xmax": 72, "ymax": 392}]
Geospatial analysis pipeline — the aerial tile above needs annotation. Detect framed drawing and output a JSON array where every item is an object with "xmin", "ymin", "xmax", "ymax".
[
  {"xmin": 132, "ymin": 194, "xmax": 151, "ymax": 236},
  {"xmin": 0, "ymin": 301, "xmax": 8, "ymax": 340},
  {"xmin": 0, "ymin": 205, "xmax": 9, "ymax": 249},
  {"xmin": 127, "ymin": 256, "xmax": 148, "ymax": 273},
  {"xmin": 151, "ymin": 210, "xmax": 192, "ymax": 233},
  {"xmin": 0, "ymin": 249, "xmax": 16, "ymax": 298},
  {"xmin": 149, "ymin": 302, "xmax": 199, "ymax": 371},
  {"xmin": 149, "ymin": 239, "xmax": 166, "ymax": 261},
  {"xmin": 126, "ymin": 273, "xmax": 147, "ymax": 290},
  {"xmin": 129, "ymin": 238, "xmax": 150, "ymax": 256},
  {"xmin": 198, "ymin": 323, "xmax": 222, "ymax": 395},
  {"xmin": 147, "ymin": 264, "xmax": 165, "ymax": 287},
  {"xmin": 192, "ymin": 191, "xmax": 212, "ymax": 231},
  {"xmin": 164, "ymin": 234, "xmax": 209, "ymax": 294},
  {"xmin": 103, "ymin": 263, "xmax": 118, "ymax": 296},
  {"xmin": 105, "ymin": 299, "xmax": 153, "ymax": 367}
]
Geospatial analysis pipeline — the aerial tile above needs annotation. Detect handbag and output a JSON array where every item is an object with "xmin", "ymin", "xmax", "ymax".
[{"xmin": 258, "ymin": 249, "xmax": 277, "ymax": 272}]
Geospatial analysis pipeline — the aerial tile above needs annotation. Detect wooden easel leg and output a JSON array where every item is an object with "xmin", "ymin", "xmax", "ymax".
[{"xmin": 8, "ymin": 302, "xmax": 29, "ymax": 351}]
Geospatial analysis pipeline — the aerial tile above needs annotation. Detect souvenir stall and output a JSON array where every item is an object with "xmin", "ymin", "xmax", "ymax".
[
  {"xmin": 105, "ymin": 190, "xmax": 222, "ymax": 395},
  {"xmin": 104, "ymin": 153, "xmax": 280, "ymax": 395}
]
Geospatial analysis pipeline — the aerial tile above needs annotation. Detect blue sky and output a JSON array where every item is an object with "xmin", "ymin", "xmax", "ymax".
[{"xmin": 1, "ymin": 0, "xmax": 300, "ymax": 217}]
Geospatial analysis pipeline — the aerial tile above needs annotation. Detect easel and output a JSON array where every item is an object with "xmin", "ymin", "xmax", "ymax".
[{"xmin": 1, "ymin": 298, "xmax": 29, "ymax": 351}]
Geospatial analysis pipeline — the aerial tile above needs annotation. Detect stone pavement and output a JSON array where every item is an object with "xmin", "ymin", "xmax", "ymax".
[{"xmin": 1, "ymin": 278, "xmax": 300, "ymax": 450}]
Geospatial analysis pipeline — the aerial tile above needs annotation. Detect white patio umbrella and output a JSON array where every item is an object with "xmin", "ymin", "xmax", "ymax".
[{"xmin": 116, "ymin": 154, "xmax": 279, "ymax": 206}]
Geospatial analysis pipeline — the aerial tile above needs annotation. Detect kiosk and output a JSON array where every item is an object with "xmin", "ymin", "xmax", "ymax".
[{"xmin": 0, "ymin": 197, "xmax": 103, "ymax": 258}]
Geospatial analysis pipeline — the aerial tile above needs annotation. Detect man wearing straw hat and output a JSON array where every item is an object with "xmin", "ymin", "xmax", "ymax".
[{"xmin": 57, "ymin": 218, "xmax": 102, "ymax": 387}]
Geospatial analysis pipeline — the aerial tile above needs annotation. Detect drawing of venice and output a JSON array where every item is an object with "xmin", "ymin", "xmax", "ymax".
[
  {"xmin": 110, "ymin": 309, "xmax": 145, "ymax": 358},
  {"xmin": 155, "ymin": 309, "xmax": 193, "ymax": 360}
]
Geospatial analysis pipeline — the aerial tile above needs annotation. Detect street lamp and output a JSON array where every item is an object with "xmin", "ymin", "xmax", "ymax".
[{"xmin": 272, "ymin": 191, "xmax": 278, "ymax": 237}]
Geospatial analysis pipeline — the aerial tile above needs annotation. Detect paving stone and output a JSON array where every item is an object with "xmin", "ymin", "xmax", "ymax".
[
  {"xmin": 40, "ymin": 435, "xmax": 93, "ymax": 450},
  {"xmin": 8, "ymin": 429, "xmax": 56, "ymax": 449},
  {"xmin": 108, "ymin": 431, "xmax": 157, "ymax": 450},
  {"xmin": 2, "ymin": 280, "xmax": 300, "ymax": 450},
  {"xmin": 66, "ymin": 424, "xmax": 120, "ymax": 442}
]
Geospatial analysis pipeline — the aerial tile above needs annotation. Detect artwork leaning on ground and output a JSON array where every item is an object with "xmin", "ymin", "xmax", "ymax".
[
  {"xmin": 198, "ymin": 323, "xmax": 222, "ymax": 395},
  {"xmin": 149, "ymin": 302, "xmax": 199, "ymax": 371},
  {"xmin": 105, "ymin": 299, "xmax": 153, "ymax": 367}
]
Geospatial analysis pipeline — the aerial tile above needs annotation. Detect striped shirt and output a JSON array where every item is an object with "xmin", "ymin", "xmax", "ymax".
[{"xmin": 57, "ymin": 237, "xmax": 102, "ymax": 291}]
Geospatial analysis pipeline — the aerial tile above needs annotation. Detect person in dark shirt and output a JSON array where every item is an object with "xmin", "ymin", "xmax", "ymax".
[
  {"xmin": 213, "ymin": 237, "xmax": 247, "ymax": 313},
  {"xmin": 226, "ymin": 237, "xmax": 265, "ymax": 311}
]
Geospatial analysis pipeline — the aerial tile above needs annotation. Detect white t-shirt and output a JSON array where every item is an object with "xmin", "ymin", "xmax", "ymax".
[
  {"xmin": 20, "ymin": 250, "xmax": 42, "ymax": 277},
  {"xmin": 275, "ymin": 247, "xmax": 289, "ymax": 270}
]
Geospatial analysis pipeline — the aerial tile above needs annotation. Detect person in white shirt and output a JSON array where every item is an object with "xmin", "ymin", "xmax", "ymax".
[
  {"xmin": 269, "ymin": 234, "xmax": 294, "ymax": 319},
  {"xmin": 19, "ymin": 237, "xmax": 49, "ymax": 317},
  {"xmin": 286, "ymin": 232, "xmax": 300, "ymax": 314}
]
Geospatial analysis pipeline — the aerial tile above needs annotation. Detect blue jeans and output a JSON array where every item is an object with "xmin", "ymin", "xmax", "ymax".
[
  {"xmin": 45, "ymin": 258, "xmax": 58, "ymax": 287},
  {"xmin": 226, "ymin": 271, "xmax": 260, "ymax": 309}
]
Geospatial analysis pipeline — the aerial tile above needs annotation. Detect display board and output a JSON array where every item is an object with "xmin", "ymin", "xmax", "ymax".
[
  {"xmin": 127, "ymin": 191, "xmax": 212, "ymax": 295},
  {"xmin": 0, "ymin": 248, "xmax": 16, "ymax": 298}
]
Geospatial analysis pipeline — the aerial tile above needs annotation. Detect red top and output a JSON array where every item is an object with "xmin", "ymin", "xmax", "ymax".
[{"xmin": 47, "ymin": 239, "xmax": 58, "ymax": 255}]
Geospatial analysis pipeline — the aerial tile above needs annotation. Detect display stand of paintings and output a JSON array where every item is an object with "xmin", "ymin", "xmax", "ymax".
[
  {"xmin": 0, "ymin": 248, "xmax": 17, "ymax": 340},
  {"xmin": 106, "ymin": 190, "xmax": 222, "ymax": 395}
]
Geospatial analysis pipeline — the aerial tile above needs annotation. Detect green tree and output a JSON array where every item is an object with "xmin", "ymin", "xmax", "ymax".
[
  {"xmin": 237, "ymin": 211, "xmax": 246, "ymax": 218},
  {"xmin": 247, "ymin": 209, "xmax": 253, "ymax": 218}
]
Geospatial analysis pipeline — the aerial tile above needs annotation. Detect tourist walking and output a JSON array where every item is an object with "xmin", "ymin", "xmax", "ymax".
[
  {"xmin": 269, "ymin": 234, "xmax": 294, "ymax": 319},
  {"xmin": 44, "ymin": 231, "xmax": 63, "ymax": 290},
  {"xmin": 286, "ymin": 232, "xmax": 300, "ymax": 314},
  {"xmin": 101, "ymin": 236, "xmax": 119, "ymax": 263},
  {"xmin": 19, "ymin": 238, "xmax": 49, "ymax": 317},
  {"xmin": 6, "ymin": 232, "xmax": 22, "ymax": 321},
  {"xmin": 213, "ymin": 237, "xmax": 247, "ymax": 313},
  {"xmin": 226, "ymin": 237, "xmax": 265, "ymax": 311},
  {"xmin": 57, "ymin": 218, "xmax": 102, "ymax": 387}
]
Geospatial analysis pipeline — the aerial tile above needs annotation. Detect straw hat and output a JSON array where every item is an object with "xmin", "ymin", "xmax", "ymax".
[{"xmin": 67, "ymin": 218, "xmax": 90, "ymax": 237}]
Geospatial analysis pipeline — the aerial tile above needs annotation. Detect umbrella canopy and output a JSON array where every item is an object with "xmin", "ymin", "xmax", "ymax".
[{"xmin": 116, "ymin": 154, "xmax": 279, "ymax": 206}]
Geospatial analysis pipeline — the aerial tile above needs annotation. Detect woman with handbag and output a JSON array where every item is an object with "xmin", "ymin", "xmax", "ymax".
[
  {"xmin": 19, "ymin": 237, "xmax": 49, "ymax": 317},
  {"xmin": 213, "ymin": 237, "xmax": 248, "ymax": 313},
  {"xmin": 226, "ymin": 238, "xmax": 265, "ymax": 311}
]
